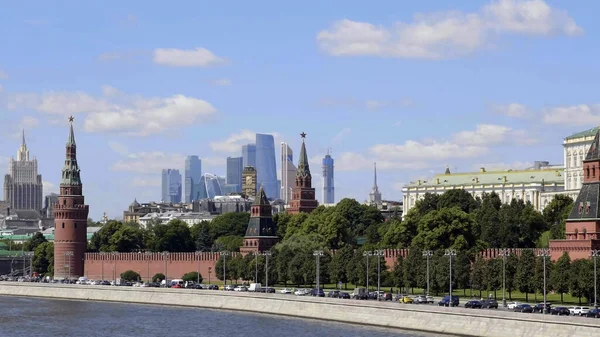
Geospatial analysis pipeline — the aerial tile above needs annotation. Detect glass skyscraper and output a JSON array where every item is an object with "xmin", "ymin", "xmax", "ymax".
[
  {"xmin": 226, "ymin": 157, "xmax": 243, "ymax": 193},
  {"xmin": 322, "ymin": 152, "xmax": 335, "ymax": 204},
  {"xmin": 242, "ymin": 144, "xmax": 256, "ymax": 168},
  {"xmin": 255, "ymin": 134, "xmax": 278, "ymax": 199},
  {"xmin": 184, "ymin": 156, "xmax": 202, "ymax": 203},
  {"xmin": 161, "ymin": 169, "xmax": 182, "ymax": 203},
  {"xmin": 280, "ymin": 142, "xmax": 297, "ymax": 203}
]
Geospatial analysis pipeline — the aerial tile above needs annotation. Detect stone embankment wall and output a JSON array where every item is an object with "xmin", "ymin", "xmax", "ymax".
[{"xmin": 1, "ymin": 283, "xmax": 599, "ymax": 337}]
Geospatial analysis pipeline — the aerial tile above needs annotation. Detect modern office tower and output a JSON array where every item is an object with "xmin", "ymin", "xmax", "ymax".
[
  {"xmin": 280, "ymin": 142, "xmax": 297, "ymax": 204},
  {"xmin": 184, "ymin": 156, "xmax": 202, "ymax": 203},
  {"xmin": 3, "ymin": 130, "xmax": 43, "ymax": 212},
  {"xmin": 242, "ymin": 166, "xmax": 257, "ymax": 198},
  {"xmin": 161, "ymin": 169, "xmax": 182, "ymax": 203},
  {"xmin": 255, "ymin": 134, "xmax": 278, "ymax": 199},
  {"xmin": 288, "ymin": 132, "xmax": 318, "ymax": 214},
  {"xmin": 226, "ymin": 157, "xmax": 243, "ymax": 192},
  {"xmin": 202, "ymin": 173, "xmax": 223, "ymax": 199},
  {"xmin": 322, "ymin": 150, "xmax": 335, "ymax": 204},
  {"xmin": 242, "ymin": 144, "xmax": 256, "ymax": 168},
  {"xmin": 369, "ymin": 162, "xmax": 382, "ymax": 203}
]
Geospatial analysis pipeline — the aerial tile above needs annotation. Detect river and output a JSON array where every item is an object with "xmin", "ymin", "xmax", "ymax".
[{"xmin": 0, "ymin": 295, "xmax": 451, "ymax": 337}]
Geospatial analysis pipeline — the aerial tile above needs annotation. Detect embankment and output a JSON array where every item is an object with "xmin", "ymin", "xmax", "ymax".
[{"xmin": 0, "ymin": 283, "xmax": 598, "ymax": 337}]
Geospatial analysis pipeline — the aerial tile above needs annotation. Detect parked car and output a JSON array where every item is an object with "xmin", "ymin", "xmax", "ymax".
[
  {"xmin": 280, "ymin": 288, "xmax": 293, "ymax": 294},
  {"xmin": 224, "ymin": 285, "xmax": 235, "ymax": 291},
  {"xmin": 233, "ymin": 286, "xmax": 248, "ymax": 292},
  {"xmin": 569, "ymin": 306, "xmax": 590, "ymax": 316},
  {"xmin": 339, "ymin": 292, "xmax": 351, "ymax": 299},
  {"xmin": 351, "ymin": 288, "xmax": 368, "ymax": 300},
  {"xmin": 438, "ymin": 296, "xmax": 459, "ymax": 307},
  {"xmin": 550, "ymin": 307, "xmax": 570, "ymax": 316},
  {"xmin": 507, "ymin": 302, "xmax": 522, "ymax": 310},
  {"xmin": 327, "ymin": 290, "xmax": 340, "ymax": 298},
  {"xmin": 585, "ymin": 308, "xmax": 600, "ymax": 318},
  {"xmin": 381, "ymin": 293, "xmax": 393, "ymax": 301},
  {"xmin": 532, "ymin": 303, "xmax": 552, "ymax": 313},
  {"xmin": 481, "ymin": 299, "xmax": 498, "ymax": 309},
  {"xmin": 206, "ymin": 284, "xmax": 219, "ymax": 290},
  {"xmin": 514, "ymin": 304, "xmax": 533, "ymax": 313},
  {"xmin": 310, "ymin": 288, "xmax": 325, "ymax": 297},
  {"xmin": 414, "ymin": 295, "xmax": 428, "ymax": 304},
  {"xmin": 465, "ymin": 300, "xmax": 483, "ymax": 309},
  {"xmin": 401, "ymin": 296, "xmax": 414, "ymax": 304}
]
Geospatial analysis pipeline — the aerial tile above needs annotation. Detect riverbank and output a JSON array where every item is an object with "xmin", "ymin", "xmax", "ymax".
[{"xmin": 0, "ymin": 283, "xmax": 598, "ymax": 337}]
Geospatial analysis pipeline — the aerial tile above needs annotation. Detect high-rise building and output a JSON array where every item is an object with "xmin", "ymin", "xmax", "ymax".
[
  {"xmin": 288, "ymin": 132, "xmax": 318, "ymax": 214},
  {"xmin": 201, "ymin": 173, "xmax": 223, "ymax": 199},
  {"xmin": 161, "ymin": 169, "xmax": 182, "ymax": 203},
  {"xmin": 369, "ymin": 162, "xmax": 382, "ymax": 203},
  {"xmin": 255, "ymin": 134, "xmax": 278, "ymax": 199},
  {"xmin": 242, "ymin": 144, "xmax": 256, "ymax": 168},
  {"xmin": 3, "ymin": 130, "xmax": 43, "ymax": 212},
  {"xmin": 54, "ymin": 117, "xmax": 89, "ymax": 279},
  {"xmin": 226, "ymin": 157, "xmax": 243, "ymax": 193},
  {"xmin": 184, "ymin": 156, "xmax": 202, "ymax": 203},
  {"xmin": 322, "ymin": 150, "xmax": 335, "ymax": 204},
  {"xmin": 280, "ymin": 143, "xmax": 297, "ymax": 204},
  {"xmin": 242, "ymin": 166, "xmax": 257, "ymax": 198}
]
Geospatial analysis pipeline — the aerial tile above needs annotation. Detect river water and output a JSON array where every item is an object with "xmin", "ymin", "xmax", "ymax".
[{"xmin": 0, "ymin": 295, "xmax": 450, "ymax": 337}]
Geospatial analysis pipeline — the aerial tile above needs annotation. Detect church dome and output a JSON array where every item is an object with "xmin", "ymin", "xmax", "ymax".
[{"xmin": 130, "ymin": 199, "xmax": 140, "ymax": 208}]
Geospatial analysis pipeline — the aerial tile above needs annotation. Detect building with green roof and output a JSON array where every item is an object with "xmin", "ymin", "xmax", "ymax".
[{"xmin": 564, "ymin": 126, "xmax": 600, "ymax": 201}]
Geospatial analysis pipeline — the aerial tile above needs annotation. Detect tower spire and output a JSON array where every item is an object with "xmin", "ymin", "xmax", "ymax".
[
  {"xmin": 373, "ymin": 162, "xmax": 378, "ymax": 189},
  {"xmin": 67, "ymin": 116, "xmax": 76, "ymax": 146},
  {"xmin": 369, "ymin": 162, "xmax": 382, "ymax": 203},
  {"xmin": 297, "ymin": 132, "xmax": 311, "ymax": 179},
  {"xmin": 17, "ymin": 129, "xmax": 30, "ymax": 161},
  {"xmin": 61, "ymin": 116, "xmax": 82, "ymax": 186}
]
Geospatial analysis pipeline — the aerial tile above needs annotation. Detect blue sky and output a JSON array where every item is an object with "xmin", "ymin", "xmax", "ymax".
[{"xmin": 0, "ymin": 0, "xmax": 598, "ymax": 220}]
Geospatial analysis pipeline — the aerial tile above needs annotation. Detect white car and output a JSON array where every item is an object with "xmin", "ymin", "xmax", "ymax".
[
  {"xmin": 234, "ymin": 286, "xmax": 248, "ymax": 292},
  {"xmin": 294, "ymin": 289, "xmax": 308, "ymax": 296},
  {"xmin": 507, "ymin": 302, "xmax": 522, "ymax": 310},
  {"xmin": 569, "ymin": 306, "xmax": 590, "ymax": 315},
  {"xmin": 280, "ymin": 288, "xmax": 292, "ymax": 294}
]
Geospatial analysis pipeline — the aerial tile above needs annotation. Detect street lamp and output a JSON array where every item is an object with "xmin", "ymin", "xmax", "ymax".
[
  {"xmin": 208, "ymin": 267, "xmax": 212, "ymax": 285},
  {"xmin": 363, "ymin": 251, "xmax": 373, "ymax": 291},
  {"xmin": 499, "ymin": 249, "xmax": 510, "ymax": 308},
  {"xmin": 444, "ymin": 249, "xmax": 456, "ymax": 306},
  {"xmin": 110, "ymin": 252, "xmax": 118, "ymax": 284},
  {"xmin": 262, "ymin": 251, "xmax": 272, "ymax": 291},
  {"xmin": 25, "ymin": 252, "xmax": 34, "ymax": 277},
  {"xmin": 537, "ymin": 249, "xmax": 551, "ymax": 314},
  {"xmin": 422, "ymin": 250, "xmax": 433, "ymax": 296},
  {"xmin": 195, "ymin": 251, "xmax": 202, "ymax": 284},
  {"xmin": 313, "ymin": 250, "xmax": 324, "ymax": 292},
  {"xmin": 145, "ymin": 251, "xmax": 152, "ymax": 283},
  {"xmin": 592, "ymin": 250, "xmax": 600, "ymax": 308},
  {"xmin": 374, "ymin": 250, "xmax": 385, "ymax": 300},
  {"xmin": 161, "ymin": 251, "xmax": 170, "ymax": 285},
  {"xmin": 99, "ymin": 252, "xmax": 107, "ymax": 280},
  {"xmin": 221, "ymin": 251, "xmax": 230, "ymax": 288},
  {"xmin": 253, "ymin": 251, "xmax": 260, "ymax": 282},
  {"xmin": 64, "ymin": 251, "xmax": 74, "ymax": 280}
]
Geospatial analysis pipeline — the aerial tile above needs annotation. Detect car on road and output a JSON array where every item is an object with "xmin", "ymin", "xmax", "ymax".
[
  {"xmin": 465, "ymin": 300, "xmax": 483, "ymax": 309},
  {"xmin": 532, "ymin": 303, "xmax": 552, "ymax": 313},
  {"xmin": 295, "ymin": 289, "xmax": 308, "ymax": 296},
  {"xmin": 550, "ymin": 307, "xmax": 570, "ymax": 316},
  {"xmin": 481, "ymin": 299, "xmax": 498, "ymax": 309},
  {"xmin": 507, "ymin": 302, "xmax": 522, "ymax": 310},
  {"xmin": 585, "ymin": 308, "xmax": 600, "ymax": 318},
  {"xmin": 401, "ymin": 296, "xmax": 414, "ymax": 304},
  {"xmin": 414, "ymin": 295, "xmax": 432, "ymax": 304},
  {"xmin": 233, "ymin": 286, "xmax": 248, "ymax": 292},
  {"xmin": 568, "ymin": 306, "xmax": 590, "ymax": 316},
  {"xmin": 381, "ymin": 293, "xmax": 393, "ymax": 301},
  {"xmin": 514, "ymin": 304, "xmax": 533, "ymax": 313},
  {"xmin": 339, "ymin": 292, "xmax": 351, "ymax": 299},
  {"xmin": 438, "ymin": 296, "xmax": 459, "ymax": 307},
  {"xmin": 280, "ymin": 288, "xmax": 293, "ymax": 294},
  {"xmin": 327, "ymin": 290, "xmax": 340, "ymax": 298}
]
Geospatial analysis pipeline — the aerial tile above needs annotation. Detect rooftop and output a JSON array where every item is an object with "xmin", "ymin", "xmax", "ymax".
[{"xmin": 566, "ymin": 126, "xmax": 600, "ymax": 141}]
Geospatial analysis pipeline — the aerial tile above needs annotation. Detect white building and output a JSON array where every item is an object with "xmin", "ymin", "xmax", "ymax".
[
  {"xmin": 402, "ymin": 163, "xmax": 564, "ymax": 216},
  {"xmin": 563, "ymin": 127, "xmax": 597, "ymax": 200},
  {"xmin": 138, "ymin": 211, "xmax": 215, "ymax": 229}
]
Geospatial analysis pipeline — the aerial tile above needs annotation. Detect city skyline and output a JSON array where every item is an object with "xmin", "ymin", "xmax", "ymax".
[{"xmin": 1, "ymin": 0, "xmax": 598, "ymax": 219}]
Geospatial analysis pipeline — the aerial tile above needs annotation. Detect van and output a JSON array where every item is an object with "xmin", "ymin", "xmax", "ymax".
[
  {"xmin": 76, "ymin": 277, "xmax": 88, "ymax": 284},
  {"xmin": 170, "ymin": 279, "xmax": 184, "ymax": 288},
  {"xmin": 249, "ymin": 283, "xmax": 262, "ymax": 292}
]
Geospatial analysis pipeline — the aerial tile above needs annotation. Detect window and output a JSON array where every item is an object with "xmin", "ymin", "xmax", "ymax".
[
  {"xmin": 74, "ymin": 223, "xmax": 77, "ymax": 229},
  {"xmin": 62, "ymin": 223, "xmax": 65, "ymax": 229}
]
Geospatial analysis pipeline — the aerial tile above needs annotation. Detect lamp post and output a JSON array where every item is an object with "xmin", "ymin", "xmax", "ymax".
[
  {"xmin": 195, "ymin": 251, "xmax": 202, "ymax": 284},
  {"xmin": 313, "ymin": 250, "xmax": 324, "ymax": 292},
  {"xmin": 26, "ymin": 252, "xmax": 34, "ymax": 278},
  {"xmin": 363, "ymin": 251, "xmax": 372, "ymax": 291},
  {"xmin": 444, "ymin": 249, "xmax": 456, "ymax": 306},
  {"xmin": 537, "ymin": 249, "xmax": 551, "ymax": 314},
  {"xmin": 110, "ymin": 252, "xmax": 118, "ymax": 284},
  {"xmin": 162, "ymin": 251, "xmax": 170, "ymax": 285},
  {"xmin": 262, "ymin": 251, "xmax": 272, "ymax": 291},
  {"xmin": 145, "ymin": 251, "xmax": 152, "ymax": 283},
  {"xmin": 374, "ymin": 250, "xmax": 385, "ymax": 300},
  {"xmin": 422, "ymin": 250, "xmax": 433, "ymax": 296},
  {"xmin": 592, "ymin": 250, "xmax": 600, "ymax": 308},
  {"xmin": 221, "ymin": 251, "xmax": 230, "ymax": 288},
  {"xmin": 253, "ymin": 251, "xmax": 260, "ymax": 282},
  {"xmin": 208, "ymin": 267, "xmax": 212, "ymax": 285},
  {"xmin": 499, "ymin": 249, "xmax": 509, "ymax": 308},
  {"xmin": 64, "ymin": 251, "xmax": 74, "ymax": 280},
  {"xmin": 99, "ymin": 252, "xmax": 107, "ymax": 280}
]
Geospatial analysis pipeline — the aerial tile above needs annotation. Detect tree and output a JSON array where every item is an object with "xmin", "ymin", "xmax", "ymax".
[
  {"xmin": 454, "ymin": 251, "xmax": 472, "ymax": 296},
  {"xmin": 329, "ymin": 245, "xmax": 353, "ymax": 288},
  {"xmin": 570, "ymin": 259, "xmax": 594, "ymax": 305},
  {"xmin": 476, "ymin": 192, "xmax": 502, "ymax": 247},
  {"xmin": 152, "ymin": 273, "xmax": 165, "ymax": 282},
  {"xmin": 438, "ymin": 189, "xmax": 480, "ymax": 214},
  {"xmin": 120, "ymin": 270, "xmax": 141, "ymax": 282},
  {"xmin": 519, "ymin": 204, "xmax": 548, "ymax": 248},
  {"xmin": 402, "ymin": 248, "xmax": 422, "ymax": 294},
  {"xmin": 470, "ymin": 258, "xmax": 486, "ymax": 298},
  {"xmin": 505, "ymin": 253, "xmax": 518, "ymax": 299},
  {"xmin": 485, "ymin": 258, "xmax": 502, "ymax": 299},
  {"xmin": 498, "ymin": 201, "xmax": 524, "ymax": 248},
  {"xmin": 182, "ymin": 271, "xmax": 203, "ymax": 283},
  {"xmin": 190, "ymin": 221, "xmax": 213, "ymax": 252},
  {"xmin": 88, "ymin": 220, "xmax": 124, "ymax": 252},
  {"xmin": 212, "ymin": 236, "xmax": 243, "ymax": 252},
  {"xmin": 533, "ymin": 255, "xmax": 554, "ymax": 302},
  {"xmin": 150, "ymin": 219, "xmax": 194, "ymax": 252},
  {"xmin": 551, "ymin": 252, "xmax": 571, "ymax": 303},
  {"xmin": 32, "ymin": 242, "xmax": 54, "ymax": 276},
  {"xmin": 109, "ymin": 226, "xmax": 145, "ymax": 252},
  {"xmin": 412, "ymin": 207, "xmax": 477, "ymax": 251},
  {"xmin": 516, "ymin": 249, "xmax": 536, "ymax": 302},
  {"xmin": 392, "ymin": 255, "xmax": 404, "ymax": 291},
  {"xmin": 25, "ymin": 232, "xmax": 47, "ymax": 252},
  {"xmin": 208, "ymin": 212, "xmax": 250, "ymax": 241},
  {"xmin": 543, "ymin": 195, "xmax": 573, "ymax": 240}
]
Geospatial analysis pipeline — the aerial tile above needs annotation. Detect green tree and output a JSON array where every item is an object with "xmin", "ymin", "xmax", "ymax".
[
  {"xmin": 212, "ymin": 235, "xmax": 244, "ymax": 252},
  {"xmin": 32, "ymin": 241, "xmax": 54, "ymax": 275},
  {"xmin": 402, "ymin": 248, "xmax": 422, "ymax": 294},
  {"xmin": 470, "ymin": 257, "xmax": 486, "ymax": 298},
  {"xmin": 392, "ymin": 254, "xmax": 404, "ymax": 291},
  {"xmin": 454, "ymin": 251, "xmax": 472, "ymax": 296},
  {"xmin": 275, "ymin": 244, "xmax": 294, "ymax": 286},
  {"xmin": 412, "ymin": 207, "xmax": 477, "ymax": 251},
  {"xmin": 329, "ymin": 245, "xmax": 353, "ymax": 289},
  {"xmin": 120, "ymin": 270, "xmax": 141, "ymax": 282},
  {"xmin": 476, "ymin": 192, "xmax": 502, "ymax": 247},
  {"xmin": 88, "ymin": 220, "xmax": 124, "ymax": 252},
  {"xmin": 433, "ymin": 252, "xmax": 451, "ymax": 295},
  {"xmin": 551, "ymin": 252, "xmax": 571, "ymax": 303},
  {"xmin": 152, "ymin": 273, "xmax": 165, "ymax": 282},
  {"xmin": 516, "ymin": 249, "xmax": 536, "ymax": 302},
  {"xmin": 543, "ymin": 195, "xmax": 574, "ymax": 240},
  {"xmin": 438, "ymin": 189, "xmax": 480, "ymax": 214},
  {"xmin": 383, "ymin": 194, "xmax": 440, "ymax": 248},
  {"xmin": 209, "ymin": 212, "xmax": 250, "ymax": 241},
  {"xmin": 570, "ymin": 259, "xmax": 594, "ymax": 305},
  {"xmin": 190, "ymin": 221, "xmax": 213, "ymax": 252},
  {"xmin": 505, "ymin": 253, "xmax": 519, "ymax": 299},
  {"xmin": 498, "ymin": 201, "xmax": 524, "ymax": 248},
  {"xmin": 485, "ymin": 258, "xmax": 503, "ymax": 299},
  {"xmin": 519, "ymin": 204, "xmax": 548, "ymax": 248},
  {"xmin": 109, "ymin": 226, "xmax": 145, "ymax": 252},
  {"xmin": 182, "ymin": 271, "xmax": 203, "ymax": 283},
  {"xmin": 150, "ymin": 219, "xmax": 194, "ymax": 252},
  {"xmin": 533, "ymin": 255, "xmax": 554, "ymax": 302},
  {"xmin": 24, "ymin": 232, "xmax": 47, "ymax": 252}
]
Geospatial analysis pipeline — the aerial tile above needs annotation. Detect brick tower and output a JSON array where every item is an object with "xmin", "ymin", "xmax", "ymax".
[
  {"xmin": 54, "ymin": 116, "xmax": 89, "ymax": 279},
  {"xmin": 287, "ymin": 132, "xmax": 318, "ymax": 214},
  {"xmin": 550, "ymin": 128, "xmax": 600, "ymax": 260},
  {"xmin": 240, "ymin": 186, "xmax": 278, "ymax": 254}
]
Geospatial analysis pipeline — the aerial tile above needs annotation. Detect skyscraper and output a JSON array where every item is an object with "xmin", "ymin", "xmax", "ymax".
[
  {"xmin": 288, "ymin": 132, "xmax": 318, "ymax": 214},
  {"xmin": 54, "ymin": 117, "xmax": 89, "ymax": 279},
  {"xmin": 184, "ymin": 156, "xmax": 202, "ymax": 203},
  {"xmin": 242, "ymin": 166, "xmax": 257, "ymax": 198},
  {"xmin": 161, "ymin": 169, "xmax": 182, "ymax": 203},
  {"xmin": 322, "ymin": 150, "xmax": 335, "ymax": 204},
  {"xmin": 280, "ymin": 142, "xmax": 297, "ymax": 204},
  {"xmin": 242, "ymin": 144, "xmax": 256, "ymax": 168},
  {"xmin": 255, "ymin": 134, "xmax": 278, "ymax": 199},
  {"xmin": 3, "ymin": 130, "xmax": 43, "ymax": 212},
  {"xmin": 369, "ymin": 162, "xmax": 382, "ymax": 203},
  {"xmin": 226, "ymin": 157, "xmax": 243, "ymax": 192}
]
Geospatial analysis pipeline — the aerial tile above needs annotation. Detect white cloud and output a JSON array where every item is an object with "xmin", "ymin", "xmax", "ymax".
[
  {"xmin": 112, "ymin": 151, "xmax": 186, "ymax": 174},
  {"xmin": 211, "ymin": 78, "xmax": 232, "ymax": 86},
  {"xmin": 0, "ymin": 70, "xmax": 8, "ymax": 80},
  {"xmin": 210, "ymin": 130, "xmax": 281, "ymax": 153},
  {"xmin": 543, "ymin": 104, "xmax": 600, "ymax": 126},
  {"xmin": 452, "ymin": 123, "xmax": 535, "ymax": 145},
  {"xmin": 317, "ymin": 0, "xmax": 582, "ymax": 59},
  {"xmin": 471, "ymin": 161, "xmax": 533, "ymax": 171},
  {"xmin": 153, "ymin": 47, "xmax": 226, "ymax": 67},
  {"xmin": 108, "ymin": 141, "xmax": 129, "ymax": 156},
  {"xmin": 20, "ymin": 116, "xmax": 39, "ymax": 129},
  {"xmin": 493, "ymin": 103, "xmax": 530, "ymax": 117},
  {"xmin": 132, "ymin": 176, "xmax": 160, "ymax": 187},
  {"xmin": 43, "ymin": 181, "xmax": 58, "ymax": 194}
]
